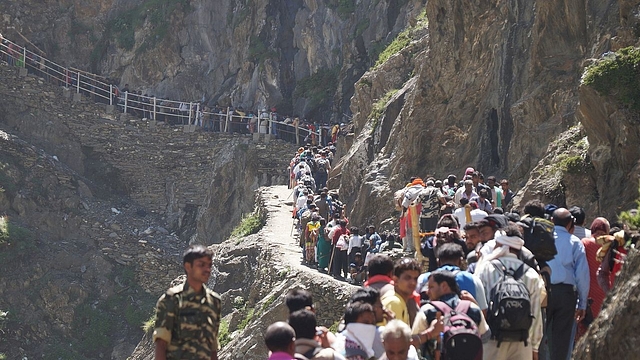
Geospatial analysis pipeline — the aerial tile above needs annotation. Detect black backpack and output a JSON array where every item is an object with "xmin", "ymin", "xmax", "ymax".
[
  {"xmin": 487, "ymin": 259, "xmax": 533, "ymax": 346},
  {"xmin": 518, "ymin": 215, "xmax": 557, "ymax": 261},
  {"xmin": 316, "ymin": 158, "xmax": 328, "ymax": 172},
  {"xmin": 294, "ymin": 346, "xmax": 323, "ymax": 360},
  {"xmin": 430, "ymin": 300, "xmax": 483, "ymax": 360}
]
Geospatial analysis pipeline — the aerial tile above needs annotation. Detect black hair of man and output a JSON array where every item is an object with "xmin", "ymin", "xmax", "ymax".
[
  {"xmin": 478, "ymin": 188, "xmax": 489, "ymax": 198},
  {"xmin": 183, "ymin": 245, "xmax": 214, "ymax": 265},
  {"xmin": 460, "ymin": 197, "xmax": 470, "ymax": 206},
  {"xmin": 430, "ymin": 270, "xmax": 460, "ymax": 295},
  {"xmin": 344, "ymin": 301, "xmax": 374, "ymax": 325},
  {"xmin": 288, "ymin": 309, "xmax": 317, "ymax": 340},
  {"xmin": 552, "ymin": 208, "xmax": 574, "ymax": 228},
  {"xmin": 393, "ymin": 257, "xmax": 421, "ymax": 278},
  {"xmin": 264, "ymin": 321, "xmax": 296, "ymax": 353},
  {"xmin": 339, "ymin": 219, "xmax": 347, "ymax": 227},
  {"xmin": 569, "ymin": 206, "xmax": 586, "ymax": 226},
  {"xmin": 285, "ymin": 289, "xmax": 313, "ymax": 313},
  {"xmin": 436, "ymin": 214, "xmax": 459, "ymax": 229},
  {"xmin": 350, "ymin": 226, "xmax": 360, "ymax": 235},
  {"xmin": 368, "ymin": 254, "xmax": 394, "ymax": 277},
  {"xmin": 493, "ymin": 207, "xmax": 504, "ymax": 214},
  {"xmin": 349, "ymin": 287, "xmax": 380, "ymax": 306},
  {"xmin": 463, "ymin": 222, "xmax": 482, "ymax": 232},
  {"xmin": 436, "ymin": 243, "xmax": 465, "ymax": 264},
  {"xmin": 502, "ymin": 224, "xmax": 524, "ymax": 238},
  {"xmin": 523, "ymin": 200, "xmax": 546, "ymax": 218}
]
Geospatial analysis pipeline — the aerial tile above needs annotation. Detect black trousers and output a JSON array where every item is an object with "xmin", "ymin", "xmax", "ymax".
[
  {"xmin": 332, "ymin": 249, "xmax": 348, "ymax": 278},
  {"xmin": 545, "ymin": 284, "xmax": 577, "ymax": 360}
]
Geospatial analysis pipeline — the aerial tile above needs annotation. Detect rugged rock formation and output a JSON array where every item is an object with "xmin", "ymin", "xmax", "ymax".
[
  {"xmin": 0, "ymin": 63, "xmax": 296, "ymax": 359},
  {"xmin": 0, "ymin": 65, "xmax": 294, "ymax": 244},
  {"xmin": 0, "ymin": 0, "xmax": 423, "ymax": 120},
  {"xmin": 332, "ymin": 0, "xmax": 640, "ymax": 228}
]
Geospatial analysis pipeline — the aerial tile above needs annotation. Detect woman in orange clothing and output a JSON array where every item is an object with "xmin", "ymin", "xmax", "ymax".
[{"xmin": 576, "ymin": 217, "xmax": 610, "ymax": 340}]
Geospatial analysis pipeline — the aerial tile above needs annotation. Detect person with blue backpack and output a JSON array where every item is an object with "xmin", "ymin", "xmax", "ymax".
[{"xmin": 420, "ymin": 242, "xmax": 488, "ymax": 312}]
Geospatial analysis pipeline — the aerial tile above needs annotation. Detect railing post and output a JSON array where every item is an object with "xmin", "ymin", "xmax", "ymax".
[
  {"xmin": 225, "ymin": 107, "xmax": 230, "ymax": 133},
  {"xmin": 188, "ymin": 102, "xmax": 193, "ymax": 126},
  {"xmin": 268, "ymin": 112, "xmax": 273, "ymax": 135},
  {"xmin": 153, "ymin": 97, "xmax": 157, "ymax": 120},
  {"xmin": 22, "ymin": 47, "xmax": 26, "ymax": 68},
  {"xmin": 65, "ymin": 68, "xmax": 69, "ymax": 88},
  {"xmin": 319, "ymin": 125, "xmax": 323, "ymax": 146},
  {"xmin": 295, "ymin": 121, "xmax": 300, "ymax": 145},
  {"xmin": 76, "ymin": 72, "xmax": 81, "ymax": 93},
  {"xmin": 124, "ymin": 91, "xmax": 128, "ymax": 114},
  {"xmin": 109, "ymin": 84, "xmax": 113, "ymax": 106},
  {"xmin": 196, "ymin": 103, "xmax": 201, "ymax": 127}
]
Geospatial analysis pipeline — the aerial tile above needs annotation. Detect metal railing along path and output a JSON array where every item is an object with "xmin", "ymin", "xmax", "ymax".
[{"xmin": 0, "ymin": 35, "xmax": 337, "ymax": 146}]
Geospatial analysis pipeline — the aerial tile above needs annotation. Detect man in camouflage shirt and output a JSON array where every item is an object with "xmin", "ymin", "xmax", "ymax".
[
  {"xmin": 419, "ymin": 179, "xmax": 444, "ymax": 233},
  {"xmin": 153, "ymin": 245, "xmax": 221, "ymax": 360}
]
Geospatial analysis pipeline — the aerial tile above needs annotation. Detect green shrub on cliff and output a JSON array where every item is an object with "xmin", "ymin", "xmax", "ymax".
[
  {"xmin": 369, "ymin": 88, "xmax": 399, "ymax": 134},
  {"xmin": 231, "ymin": 212, "xmax": 265, "ymax": 237},
  {"xmin": 373, "ymin": 8, "xmax": 427, "ymax": 69},
  {"xmin": 582, "ymin": 47, "xmax": 640, "ymax": 109},
  {"xmin": 374, "ymin": 29, "xmax": 411, "ymax": 68},
  {"xmin": 0, "ymin": 217, "xmax": 35, "ymax": 260},
  {"xmin": 619, "ymin": 186, "xmax": 640, "ymax": 230}
]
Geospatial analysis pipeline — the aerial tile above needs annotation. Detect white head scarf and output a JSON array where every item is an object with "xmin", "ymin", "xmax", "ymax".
[{"xmin": 479, "ymin": 230, "xmax": 525, "ymax": 265}]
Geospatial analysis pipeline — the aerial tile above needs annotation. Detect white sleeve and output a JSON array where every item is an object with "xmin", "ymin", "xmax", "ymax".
[{"xmin": 472, "ymin": 275, "xmax": 488, "ymax": 310}]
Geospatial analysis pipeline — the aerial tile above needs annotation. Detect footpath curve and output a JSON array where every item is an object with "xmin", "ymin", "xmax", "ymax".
[{"xmin": 260, "ymin": 184, "xmax": 343, "ymax": 283}]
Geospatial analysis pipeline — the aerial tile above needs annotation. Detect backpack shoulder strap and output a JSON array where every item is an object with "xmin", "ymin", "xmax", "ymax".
[
  {"xmin": 430, "ymin": 300, "xmax": 453, "ymax": 316},
  {"xmin": 512, "ymin": 261, "xmax": 529, "ymax": 281},
  {"xmin": 302, "ymin": 346, "xmax": 323, "ymax": 359},
  {"xmin": 454, "ymin": 299, "xmax": 472, "ymax": 314},
  {"xmin": 490, "ymin": 259, "xmax": 506, "ymax": 276},
  {"xmin": 495, "ymin": 258, "xmax": 528, "ymax": 280}
]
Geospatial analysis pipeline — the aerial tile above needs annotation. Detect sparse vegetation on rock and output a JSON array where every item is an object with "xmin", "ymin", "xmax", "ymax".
[{"xmin": 582, "ymin": 47, "xmax": 640, "ymax": 110}]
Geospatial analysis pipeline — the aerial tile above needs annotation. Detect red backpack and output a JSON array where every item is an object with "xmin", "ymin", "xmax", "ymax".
[{"xmin": 430, "ymin": 300, "xmax": 483, "ymax": 360}]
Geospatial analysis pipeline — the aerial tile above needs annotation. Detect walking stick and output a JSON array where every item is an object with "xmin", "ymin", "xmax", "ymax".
[{"xmin": 328, "ymin": 244, "xmax": 337, "ymax": 275}]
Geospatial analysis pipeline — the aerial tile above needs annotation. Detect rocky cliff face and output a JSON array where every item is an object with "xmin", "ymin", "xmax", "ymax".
[
  {"xmin": 333, "ymin": 0, "xmax": 640, "ymax": 228},
  {"xmin": 0, "ymin": 0, "xmax": 423, "ymax": 121},
  {"xmin": 0, "ymin": 65, "xmax": 294, "ymax": 244},
  {"xmin": 0, "ymin": 63, "xmax": 296, "ymax": 359}
]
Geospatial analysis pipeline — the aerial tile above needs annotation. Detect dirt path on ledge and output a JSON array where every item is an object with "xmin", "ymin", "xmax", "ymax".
[{"xmin": 260, "ymin": 185, "xmax": 346, "ymax": 283}]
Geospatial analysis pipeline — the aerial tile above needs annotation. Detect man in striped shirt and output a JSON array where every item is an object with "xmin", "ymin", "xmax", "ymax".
[{"xmin": 475, "ymin": 225, "xmax": 544, "ymax": 360}]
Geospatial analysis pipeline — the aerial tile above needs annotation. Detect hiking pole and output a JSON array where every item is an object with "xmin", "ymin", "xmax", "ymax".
[{"xmin": 328, "ymin": 245, "xmax": 336, "ymax": 276}]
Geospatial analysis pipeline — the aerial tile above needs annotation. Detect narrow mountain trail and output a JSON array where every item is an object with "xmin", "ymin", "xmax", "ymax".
[{"xmin": 260, "ymin": 185, "xmax": 347, "ymax": 284}]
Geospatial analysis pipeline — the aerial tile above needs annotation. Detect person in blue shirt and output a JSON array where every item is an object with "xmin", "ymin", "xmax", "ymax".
[
  {"xmin": 417, "ymin": 242, "xmax": 488, "ymax": 311},
  {"xmin": 544, "ymin": 208, "xmax": 590, "ymax": 360}
]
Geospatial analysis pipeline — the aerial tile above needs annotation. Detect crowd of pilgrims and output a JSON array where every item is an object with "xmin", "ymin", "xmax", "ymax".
[{"xmin": 277, "ymin": 144, "xmax": 636, "ymax": 360}]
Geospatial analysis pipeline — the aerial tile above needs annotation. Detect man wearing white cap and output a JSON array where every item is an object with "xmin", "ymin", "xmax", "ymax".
[{"xmin": 474, "ymin": 225, "xmax": 544, "ymax": 360}]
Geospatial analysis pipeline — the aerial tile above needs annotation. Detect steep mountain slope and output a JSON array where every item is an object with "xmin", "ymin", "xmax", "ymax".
[
  {"xmin": 333, "ymin": 0, "xmax": 640, "ymax": 227},
  {"xmin": 0, "ymin": 64, "xmax": 296, "ymax": 359},
  {"xmin": 0, "ymin": 0, "xmax": 423, "ymax": 121}
]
